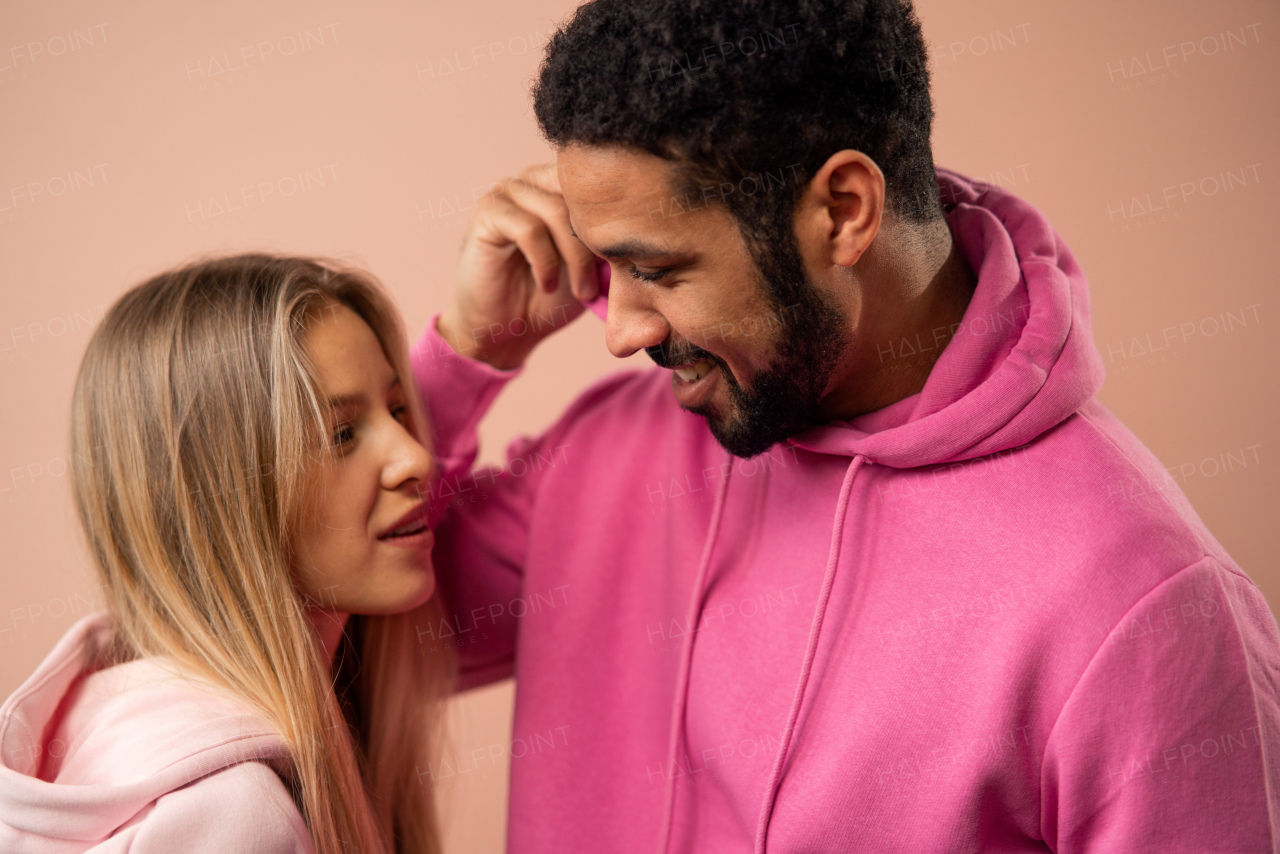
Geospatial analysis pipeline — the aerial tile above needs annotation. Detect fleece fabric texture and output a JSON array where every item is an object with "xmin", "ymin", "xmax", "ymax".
[
  {"xmin": 0, "ymin": 613, "xmax": 312, "ymax": 853},
  {"xmin": 413, "ymin": 167, "xmax": 1280, "ymax": 853}
]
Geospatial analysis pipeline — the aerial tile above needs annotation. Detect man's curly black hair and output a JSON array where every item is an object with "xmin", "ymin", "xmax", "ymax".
[{"xmin": 533, "ymin": 0, "xmax": 943, "ymax": 248}]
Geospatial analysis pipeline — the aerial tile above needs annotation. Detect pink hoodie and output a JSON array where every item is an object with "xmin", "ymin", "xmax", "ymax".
[
  {"xmin": 0, "ymin": 612, "xmax": 313, "ymax": 853},
  {"xmin": 414, "ymin": 168, "xmax": 1280, "ymax": 852}
]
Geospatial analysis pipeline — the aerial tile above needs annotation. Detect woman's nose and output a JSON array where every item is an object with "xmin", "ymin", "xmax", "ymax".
[{"xmin": 383, "ymin": 420, "xmax": 435, "ymax": 493}]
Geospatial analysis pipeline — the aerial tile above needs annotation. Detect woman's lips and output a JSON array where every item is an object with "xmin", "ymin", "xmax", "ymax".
[
  {"xmin": 376, "ymin": 504, "xmax": 432, "ymax": 537},
  {"xmin": 379, "ymin": 527, "xmax": 434, "ymax": 550}
]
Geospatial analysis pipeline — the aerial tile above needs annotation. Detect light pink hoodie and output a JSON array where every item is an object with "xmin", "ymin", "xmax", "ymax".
[
  {"xmin": 415, "ymin": 168, "xmax": 1280, "ymax": 852},
  {"xmin": 0, "ymin": 612, "xmax": 313, "ymax": 853}
]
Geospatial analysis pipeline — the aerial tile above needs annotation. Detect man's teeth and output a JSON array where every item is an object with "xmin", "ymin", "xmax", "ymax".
[{"xmin": 674, "ymin": 359, "xmax": 714, "ymax": 383}]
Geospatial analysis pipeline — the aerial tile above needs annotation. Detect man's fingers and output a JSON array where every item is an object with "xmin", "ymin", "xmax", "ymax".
[
  {"xmin": 519, "ymin": 162, "xmax": 561, "ymax": 195},
  {"xmin": 503, "ymin": 182, "xmax": 599, "ymax": 300},
  {"xmin": 473, "ymin": 196, "xmax": 563, "ymax": 292}
]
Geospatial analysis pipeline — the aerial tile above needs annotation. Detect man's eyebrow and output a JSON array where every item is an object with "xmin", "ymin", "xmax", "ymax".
[
  {"xmin": 594, "ymin": 240, "xmax": 679, "ymax": 261},
  {"xmin": 568, "ymin": 220, "xmax": 678, "ymax": 261}
]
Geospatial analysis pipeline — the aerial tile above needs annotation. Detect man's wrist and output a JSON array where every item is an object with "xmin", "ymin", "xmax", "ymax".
[{"xmin": 435, "ymin": 312, "xmax": 536, "ymax": 371}]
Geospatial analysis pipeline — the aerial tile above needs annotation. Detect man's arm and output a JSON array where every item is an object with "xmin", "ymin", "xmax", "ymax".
[
  {"xmin": 1042, "ymin": 557, "xmax": 1280, "ymax": 851},
  {"xmin": 412, "ymin": 317, "xmax": 544, "ymax": 689},
  {"xmin": 414, "ymin": 164, "xmax": 601, "ymax": 689}
]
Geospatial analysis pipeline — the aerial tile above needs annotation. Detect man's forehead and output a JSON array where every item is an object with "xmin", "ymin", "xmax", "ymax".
[
  {"xmin": 557, "ymin": 145, "xmax": 701, "ymax": 253},
  {"xmin": 556, "ymin": 144, "xmax": 677, "ymax": 206}
]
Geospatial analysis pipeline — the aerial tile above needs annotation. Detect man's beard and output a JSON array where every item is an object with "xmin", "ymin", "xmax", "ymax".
[{"xmin": 646, "ymin": 235, "xmax": 848, "ymax": 459}]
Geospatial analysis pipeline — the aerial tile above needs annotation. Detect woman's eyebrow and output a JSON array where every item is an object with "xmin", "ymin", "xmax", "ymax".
[
  {"xmin": 325, "ymin": 393, "xmax": 363, "ymax": 409},
  {"xmin": 326, "ymin": 374, "xmax": 400, "ymax": 409}
]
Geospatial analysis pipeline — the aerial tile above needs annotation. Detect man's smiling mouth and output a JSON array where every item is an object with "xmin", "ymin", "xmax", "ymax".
[{"xmin": 673, "ymin": 359, "xmax": 715, "ymax": 382}]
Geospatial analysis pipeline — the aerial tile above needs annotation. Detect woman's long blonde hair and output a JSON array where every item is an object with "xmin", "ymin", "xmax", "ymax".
[{"xmin": 70, "ymin": 254, "xmax": 455, "ymax": 853}]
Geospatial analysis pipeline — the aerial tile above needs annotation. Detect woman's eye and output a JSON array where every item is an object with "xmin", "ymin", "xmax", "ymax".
[
  {"xmin": 628, "ymin": 264, "xmax": 670, "ymax": 283},
  {"xmin": 391, "ymin": 405, "xmax": 409, "ymax": 424},
  {"xmin": 332, "ymin": 425, "xmax": 354, "ymax": 447}
]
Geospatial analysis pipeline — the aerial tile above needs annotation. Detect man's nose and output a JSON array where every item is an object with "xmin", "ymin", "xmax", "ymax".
[{"xmin": 603, "ymin": 271, "xmax": 670, "ymax": 358}]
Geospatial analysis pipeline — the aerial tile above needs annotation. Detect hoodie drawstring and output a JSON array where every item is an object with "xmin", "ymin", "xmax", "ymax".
[
  {"xmin": 655, "ymin": 452, "xmax": 734, "ymax": 854},
  {"xmin": 753, "ymin": 453, "xmax": 868, "ymax": 854},
  {"xmin": 655, "ymin": 451, "xmax": 869, "ymax": 854}
]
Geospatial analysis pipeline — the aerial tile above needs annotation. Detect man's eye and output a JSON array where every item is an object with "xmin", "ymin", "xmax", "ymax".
[
  {"xmin": 628, "ymin": 264, "xmax": 670, "ymax": 283},
  {"xmin": 332, "ymin": 425, "xmax": 354, "ymax": 446}
]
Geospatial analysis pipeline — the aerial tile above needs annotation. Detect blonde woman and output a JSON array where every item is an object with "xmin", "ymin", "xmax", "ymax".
[{"xmin": 0, "ymin": 255, "xmax": 455, "ymax": 853}]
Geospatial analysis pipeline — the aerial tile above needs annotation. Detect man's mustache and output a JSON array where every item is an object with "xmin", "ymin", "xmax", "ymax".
[{"xmin": 644, "ymin": 339, "xmax": 716, "ymax": 369}]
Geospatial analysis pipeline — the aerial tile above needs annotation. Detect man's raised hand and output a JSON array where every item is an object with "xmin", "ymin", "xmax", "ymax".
[{"xmin": 436, "ymin": 162, "xmax": 598, "ymax": 370}]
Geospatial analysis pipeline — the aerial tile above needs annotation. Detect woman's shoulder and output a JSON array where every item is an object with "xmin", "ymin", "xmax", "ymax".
[
  {"xmin": 29, "ymin": 617, "xmax": 291, "ymax": 787},
  {"xmin": 0, "ymin": 613, "xmax": 302, "ymax": 849},
  {"xmin": 105, "ymin": 761, "xmax": 314, "ymax": 853}
]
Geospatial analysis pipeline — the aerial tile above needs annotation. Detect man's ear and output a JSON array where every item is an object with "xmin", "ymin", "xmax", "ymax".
[{"xmin": 795, "ymin": 150, "xmax": 885, "ymax": 268}]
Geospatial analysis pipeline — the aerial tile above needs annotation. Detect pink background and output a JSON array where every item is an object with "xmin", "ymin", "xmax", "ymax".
[{"xmin": 1, "ymin": 1, "xmax": 1276, "ymax": 850}]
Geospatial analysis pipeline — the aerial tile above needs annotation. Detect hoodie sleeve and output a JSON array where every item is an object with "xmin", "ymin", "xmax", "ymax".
[
  {"xmin": 411, "ymin": 314, "xmax": 523, "ymax": 495},
  {"xmin": 410, "ymin": 315, "xmax": 540, "ymax": 691},
  {"xmin": 1041, "ymin": 556, "xmax": 1280, "ymax": 852},
  {"xmin": 115, "ymin": 762, "xmax": 314, "ymax": 853}
]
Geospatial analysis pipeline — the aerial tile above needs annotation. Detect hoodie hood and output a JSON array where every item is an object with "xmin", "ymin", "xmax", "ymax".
[
  {"xmin": 587, "ymin": 167, "xmax": 1105, "ymax": 469},
  {"xmin": 0, "ymin": 612, "xmax": 290, "ymax": 847},
  {"xmin": 793, "ymin": 167, "xmax": 1105, "ymax": 467}
]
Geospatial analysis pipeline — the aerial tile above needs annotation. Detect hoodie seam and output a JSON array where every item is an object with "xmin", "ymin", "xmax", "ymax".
[
  {"xmin": 1036, "ymin": 555, "xmax": 1223, "ymax": 841},
  {"xmin": 148, "ymin": 728, "xmax": 287, "ymax": 778},
  {"xmin": 1217, "ymin": 569, "xmax": 1280, "ymax": 851}
]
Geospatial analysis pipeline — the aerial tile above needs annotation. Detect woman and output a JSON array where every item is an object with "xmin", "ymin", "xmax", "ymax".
[{"xmin": 0, "ymin": 255, "xmax": 455, "ymax": 853}]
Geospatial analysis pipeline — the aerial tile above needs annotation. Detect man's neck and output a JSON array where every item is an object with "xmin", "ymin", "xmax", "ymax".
[{"xmin": 818, "ymin": 219, "xmax": 977, "ymax": 421}]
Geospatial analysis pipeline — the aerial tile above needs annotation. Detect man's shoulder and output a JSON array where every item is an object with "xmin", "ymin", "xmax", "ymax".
[
  {"xmin": 550, "ymin": 365, "xmax": 706, "ymax": 439},
  {"xmin": 1010, "ymin": 400, "xmax": 1221, "ymax": 541},
  {"xmin": 987, "ymin": 401, "xmax": 1252, "ymax": 618},
  {"xmin": 520, "ymin": 366, "xmax": 726, "ymax": 490},
  {"xmin": 569, "ymin": 363, "xmax": 678, "ymax": 404}
]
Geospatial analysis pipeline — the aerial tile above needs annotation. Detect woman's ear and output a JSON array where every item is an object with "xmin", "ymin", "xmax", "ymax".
[{"xmin": 794, "ymin": 150, "xmax": 885, "ymax": 268}]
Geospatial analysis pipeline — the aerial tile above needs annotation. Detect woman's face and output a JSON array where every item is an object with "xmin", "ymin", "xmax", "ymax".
[{"xmin": 292, "ymin": 301, "xmax": 437, "ymax": 616}]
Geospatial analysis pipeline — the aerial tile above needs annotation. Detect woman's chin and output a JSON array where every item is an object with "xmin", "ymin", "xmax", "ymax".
[
  {"xmin": 362, "ymin": 571, "xmax": 437, "ymax": 616},
  {"xmin": 327, "ymin": 551, "xmax": 438, "ymax": 616},
  {"xmin": 403, "ymin": 571, "xmax": 437, "ymax": 611}
]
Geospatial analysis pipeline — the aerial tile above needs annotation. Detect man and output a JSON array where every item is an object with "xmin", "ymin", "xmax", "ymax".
[{"xmin": 414, "ymin": 0, "xmax": 1280, "ymax": 850}]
